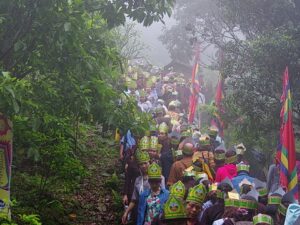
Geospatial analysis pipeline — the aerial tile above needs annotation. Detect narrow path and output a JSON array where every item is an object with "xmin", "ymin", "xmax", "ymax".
[{"xmin": 69, "ymin": 140, "xmax": 123, "ymax": 225}]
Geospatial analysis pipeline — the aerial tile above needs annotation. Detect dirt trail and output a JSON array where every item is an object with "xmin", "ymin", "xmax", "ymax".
[{"xmin": 69, "ymin": 143, "xmax": 123, "ymax": 225}]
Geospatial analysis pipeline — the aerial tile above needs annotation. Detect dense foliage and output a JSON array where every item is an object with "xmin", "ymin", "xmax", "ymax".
[{"xmin": 161, "ymin": 0, "xmax": 300, "ymax": 151}]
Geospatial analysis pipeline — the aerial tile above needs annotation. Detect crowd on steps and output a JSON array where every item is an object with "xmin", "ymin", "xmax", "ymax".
[{"xmin": 117, "ymin": 62, "xmax": 300, "ymax": 225}]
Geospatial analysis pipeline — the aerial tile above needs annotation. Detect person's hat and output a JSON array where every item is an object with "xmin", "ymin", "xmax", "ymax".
[
  {"xmin": 183, "ymin": 169, "xmax": 196, "ymax": 178},
  {"xmin": 239, "ymin": 196, "xmax": 258, "ymax": 210},
  {"xmin": 225, "ymin": 198, "xmax": 240, "ymax": 208},
  {"xmin": 192, "ymin": 131, "xmax": 202, "ymax": 141},
  {"xmin": 172, "ymin": 91, "xmax": 179, "ymax": 96},
  {"xmin": 174, "ymin": 99, "xmax": 181, "ymax": 107},
  {"xmin": 139, "ymin": 136, "xmax": 150, "ymax": 150},
  {"xmin": 215, "ymin": 152, "xmax": 226, "ymax": 160},
  {"xmin": 136, "ymin": 150, "xmax": 150, "ymax": 164},
  {"xmin": 139, "ymin": 89, "xmax": 146, "ymax": 98},
  {"xmin": 173, "ymin": 149, "xmax": 183, "ymax": 158},
  {"xmin": 278, "ymin": 203, "xmax": 288, "ymax": 216},
  {"xmin": 170, "ymin": 131, "xmax": 181, "ymax": 140},
  {"xmin": 267, "ymin": 187, "xmax": 285, "ymax": 205},
  {"xmin": 181, "ymin": 130, "xmax": 192, "ymax": 138},
  {"xmin": 147, "ymin": 163, "xmax": 162, "ymax": 179},
  {"xmin": 143, "ymin": 71, "xmax": 150, "ymax": 78},
  {"xmin": 168, "ymin": 101, "xmax": 177, "ymax": 108},
  {"xmin": 237, "ymin": 162, "xmax": 250, "ymax": 173},
  {"xmin": 209, "ymin": 183, "xmax": 225, "ymax": 199},
  {"xmin": 242, "ymin": 188, "xmax": 259, "ymax": 201},
  {"xmin": 270, "ymin": 187, "xmax": 286, "ymax": 197},
  {"xmin": 214, "ymin": 143, "xmax": 226, "ymax": 160},
  {"xmin": 170, "ymin": 138, "xmax": 180, "ymax": 146},
  {"xmin": 194, "ymin": 173, "xmax": 208, "ymax": 182},
  {"xmin": 159, "ymin": 122, "xmax": 169, "ymax": 133},
  {"xmin": 253, "ymin": 178, "xmax": 266, "ymax": 189},
  {"xmin": 180, "ymin": 124, "xmax": 189, "ymax": 132},
  {"xmin": 155, "ymin": 106, "xmax": 164, "ymax": 114},
  {"xmin": 163, "ymin": 195, "xmax": 187, "ymax": 220},
  {"xmin": 277, "ymin": 192, "xmax": 296, "ymax": 216},
  {"xmin": 268, "ymin": 196, "xmax": 282, "ymax": 205},
  {"xmin": 186, "ymin": 184, "xmax": 207, "ymax": 205},
  {"xmin": 170, "ymin": 181, "xmax": 186, "ymax": 199},
  {"xmin": 235, "ymin": 143, "xmax": 246, "ymax": 155},
  {"xmin": 199, "ymin": 134, "xmax": 211, "ymax": 146},
  {"xmin": 163, "ymin": 76, "xmax": 169, "ymax": 82},
  {"xmin": 157, "ymin": 99, "xmax": 165, "ymax": 105},
  {"xmin": 238, "ymin": 178, "xmax": 253, "ymax": 189},
  {"xmin": 253, "ymin": 214, "xmax": 273, "ymax": 225},
  {"xmin": 150, "ymin": 136, "xmax": 158, "ymax": 151},
  {"xmin": 268, "ymin": 195, "xmax": 282, "ymax": 205},
  {"xmin": 149, "ymin": 124, "xmax": 157, "ymax": 132},
  {"xmin": 257, "ymin": 188, "xmax": 268, "ymax": 197},
  {"xmin": 146, "ymin": 78, "xmax": 154, "ymax": 88},
  {"xmin": 225, "ymin": 148, "xmax": 237, "ymax": 164},
  {"xmin": 126, "ymin": 78, "xmax": 137, "ymax": 89},
  {"xmin": 253, "ymin": 179, "xmax": 268, "ymax": 197},
  {"xmin": 218, "ymin": 177, "xmax": 234, "ymax": 189},
  {"xmin": 208, "ymin": 126, "xmax": 218, "ymax": 137},
  {"xmin": 215, "ymin": 190, "xmax": 225, "ymax": 199},
  {"xmin": 209, "ymin": 183, "xmax": 218, "ymax": 193}
]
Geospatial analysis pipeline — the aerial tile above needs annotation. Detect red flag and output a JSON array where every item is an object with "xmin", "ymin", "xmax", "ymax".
[
  {"xmin": 188, "ymin": 47, "xmax": 200, "ymax": 124},
  {"xmin": 215, "ymin": 77, "xmax": 224, "ymax": 108},
  {"xmin": 279, "ymin": 66, "xmax": 298, "ymax": 199},
  {"xmin": 211, "ymin": 76, "xmax": 224, "ymax": 137}
]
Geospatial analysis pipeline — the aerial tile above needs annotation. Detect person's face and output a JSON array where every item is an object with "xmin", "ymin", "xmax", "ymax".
[
  {"xmin": 171, "ymin": 138, "xmax": 179, "ymax": 148},
  {"xmin": 158, "ymin": 132, "xmax": 167, "ymax": 141},
  {"xmin": 140, "ymin": 96, "xmax": 146, "ymax": 102},
  {"xmin": 156, "ymin": 112, "xmax": 164, "ymax": 117},
  {"xmin": 237, "ymin": 154, "xmax": 243, "ymax": 162},
  {"xmin": 148, "ymin": 149, "xmax": 157, "ymax": 158},
  {"xmin": 240, "ymin": 184, "xmax": 251, "ymax": 195},
  {"xmin": 150, "ymin": 131, "xmax": 156, "ymax": 136},
  {"xmin": 139, "ymin": 162, "xmax": 149, "ymax": 174},
  {"xmin": 220, "ymin": 184, "xmax": 233, "ymax": 193},
  {"xmin": 149, "ymin": 179, "xmax": 161, "ymax": 192},
  {"xmin": 209, "ymin": 134, "xmax": 216, "ymax": 139},
  {"xmin": 258, "ymin": 196, "xmax": 268, "ymax": 205},
  {"xmin": 186, "ymin": 202, "xmax": 201, "ymax": 218},
  {"xmin": 208, "ymin": 192, "xmax": 218, "ymax": 204},
  {"xmin": 202, "ymin": 180, "xmax": 210, "ymax": 190}
]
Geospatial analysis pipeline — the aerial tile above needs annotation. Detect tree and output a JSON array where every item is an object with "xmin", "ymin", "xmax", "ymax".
[
  {"xmin": 114, "ymin": 23, "xmax": 148, "ymax": 59},
  {"xmin": 162, "ymin": 0, "xmax": 300, "ymax": 150},
  {"xmin": 202, "ymin": 0, "xmax": 300, "ymax": 148},
  {"xmin": 85, "ymin": 0, "xmax": 174, "ymax": 27},
  {"xmin": 159, "ymin": 0, "xmax": 217, "ymax": 64}
]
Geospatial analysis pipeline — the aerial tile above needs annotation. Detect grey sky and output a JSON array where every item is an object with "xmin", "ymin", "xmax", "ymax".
[{"xmin": 135, "ymin": 16, "xmax": 175, "ymax": 67}]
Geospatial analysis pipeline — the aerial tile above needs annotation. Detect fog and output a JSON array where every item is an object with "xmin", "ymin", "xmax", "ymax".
[{"xmin": 135, "ymin": 17, "xmax": 176, "ymax": 67}]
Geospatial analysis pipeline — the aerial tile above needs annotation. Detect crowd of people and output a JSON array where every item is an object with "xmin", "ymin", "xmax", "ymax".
[{"xmin": 118, "ymin": 62, "xmax": 300, "ymax": 225}]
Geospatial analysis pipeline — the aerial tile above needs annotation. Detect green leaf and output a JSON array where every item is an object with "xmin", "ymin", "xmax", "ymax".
[
  {"xmin": 12, "ymin": 99, "xmax": 20, "ymax": 113},
  {"xmin": 64, "ymin": 22, "xmax": 71, "ymax": 32},
  {"xmin": 4, "ymin": 86, "xmax": 15, "ymax": 99},
  {"xmin": 2, "ymin": 72, "xmax": 10, "ymax": 78}
]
